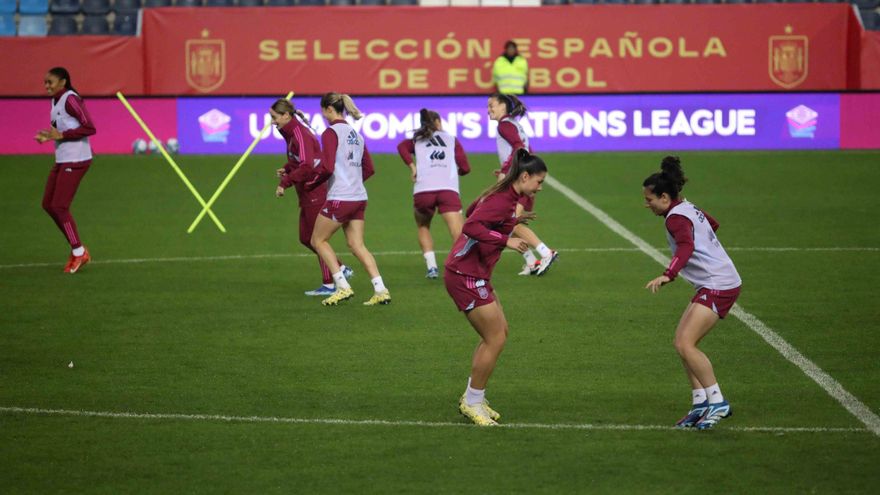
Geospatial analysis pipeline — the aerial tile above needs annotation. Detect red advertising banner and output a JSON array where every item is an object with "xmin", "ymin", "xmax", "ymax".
[
  {"xmin": 0, "ymin": 37, "xmax": 143, "ymax": 96},
  {"xmin": 142, "ymin": 5, "xmax": 855, "ymax": 95},
  {"xmin": 861, "ymin": 32, "xmax": 880, "ymax": 90}
]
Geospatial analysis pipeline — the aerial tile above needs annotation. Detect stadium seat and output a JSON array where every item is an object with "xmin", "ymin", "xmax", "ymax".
[
  {"xmin": 752, "ymin": 0, "xmax": 779, "ymax": 3},
  {"xmin": 143, "ymin": 0, "xmax": 171, "ymax": 6},
  {"xmin": 571, "ymin": 0, "xmax": 596, "ymax": 4},
  {"xmin": 0, "ymin": 0, "xmax": 15, "ymax": 14},
  {"xmin": 19, "ymin": 0, "xmax": 50, "ymax": 14},
  {"xmin": 19, "ymin": 14, "xmax": 48, "ymax": 34},
  {"xmin": 205, "ymin": 0, "xmax": 235, "ymax": 5},
  {"xmin": 297, "ymin": 0, "xmax": 325, "ymax": 4},
  {"xmin": 113, "ymin": 11, "xmax": 137, "ymax": 34},
  {"xmin": 81, "ymin": 13, "xmax": 109, "ymax": 33},
  {"xmin": 631, "ymin": 0, "xmax": 658, "ymax": 4},
  {"xmin": 602, "ymin": 0, "xmax": 626, "ymax": 3},
  {"xmin": 725, "ymin": 0, "xmax": 751, "ymax": 4},
  {"xmin": 113, "ymin": 0, "xmax": 141, "ymax": 12},
  {"xmin": 265, "ymin": 0, "xmax": 294, "ymax": 4},
  {"xmin": 542, "ymin": 0, "xmax": 567, "ymax": 4},
  {"xmin": 328, "ymin": 0, "xmax": 354, "ymax": 4},
  {"xmin": 238, "ymin": 0, "xmax": 262, "ymax": 5},
  {"xmin": 0, "ymin": 13, "xmax": 15, "ymax": 36},
  {"xmin": 359, "ymin": 0, "xmax": 385, "ymax": 4},
  {"xmin": 862, "ymin": 9, "xmax": 880, "ymax": 30},
  {"xmin": 388, "ymin": 0, "xmax": 417, "ymax": 4},
  {"xmin": 50, "ymin": 0, "xmax": 81, "ymax": 13},
  {"xmin": 175, "ymin": 0, "xmax": 202, "ymax": 5},
  {"xmin": 49, "ymin": 14, "xmax": 78, "ymax": 34},
  {"xmin": 664, "ymin": 0, "xmax": 689, "ymax": 4},
  {"xmin": 855, "ymin": 0, "xmax": 880, "ymax": 8},
  {"xmin": 82, "ymin": 0, "xmax": 109, "ymax": 14}
]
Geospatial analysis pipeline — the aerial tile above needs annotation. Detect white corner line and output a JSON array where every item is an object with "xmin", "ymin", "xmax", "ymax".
[{"xmin": 544, "ymin": 174, "xmax": 880, "ymax": 437}]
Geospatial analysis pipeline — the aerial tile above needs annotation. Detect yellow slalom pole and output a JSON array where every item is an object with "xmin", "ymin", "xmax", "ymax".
[
  {"xmin": 116, "ymin": 92, "xmax": 226, "ymax": 233},
  {"xmin": 187, "ymin": 91, "xmax": 294, "ymax": 234}
]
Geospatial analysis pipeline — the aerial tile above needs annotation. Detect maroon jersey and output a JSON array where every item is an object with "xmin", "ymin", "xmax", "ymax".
[
  {"xmin": 277, "ymin": 117, "xmax": 326, "ymax": 208},
  {"xmin": 445, "ymin": 185, "xmax": 520, "ymax": 280},
  {"xmin": 662, "ymin": 199, "xmax": 720, "ymax": 280}
]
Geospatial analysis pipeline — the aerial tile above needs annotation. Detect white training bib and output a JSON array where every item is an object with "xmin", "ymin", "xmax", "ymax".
[
  {"xmin": 666, "ymin": 200, "xmax": 742, "ymax": 290},
  {"xmin": 413, "ymin": 130, "xmax": 459, "ymax": 195},
  {"xmin": 51, "ymin": 90, "xmax": 92, "ymax": 163},
  {"xmin": 327, "ymin": 122, "xmax": 367, "ymax": 201},
  {"xmin": 495, "ymin": 116, "xmax": 528, "ymax": 166}
]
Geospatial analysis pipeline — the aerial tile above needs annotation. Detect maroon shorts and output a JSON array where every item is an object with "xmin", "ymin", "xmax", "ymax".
[
  {"xmin": 444, "ymin": 270, "xmax": 496, "ymax": 312},
  {"xmin": 692, "ymin": 286, "xmax": 741, "ymax": 319},
  {"xmin": 413, "ymin": 190, "xmax": 462, "ymax": 215},
  {"xmin": 518, "ymin": 194, "xmax": 535, "ymax": 212},
  {"xmin": 319, "ymin": 200, "xmax": 366, "ymax": 223}
]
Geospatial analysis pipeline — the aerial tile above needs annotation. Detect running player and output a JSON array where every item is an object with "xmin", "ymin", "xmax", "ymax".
[
  {"xmin": 488, "ymin": 93, "xmax": 558, "ymax": 276},
  {"xmin": 397, "ymin": 108, "xmax": 471, "ymax": 279},
  {"xmin": 308, "ymin": 93, "xmax": 390, "ymax": 307},
  {"xmin": 643, "ymin": 156, "xmax": 742, "ymax": 430},
  {"xmin": 446, "ymin": 148, "xmax": 547, "ymax": 426},
  {"xmin": 270, "ymin": 99, "xmax": 352, "ymax": 296},
  {"xmin": 34, "ymin": 67, "xmax": 95, "ymax": 273}
]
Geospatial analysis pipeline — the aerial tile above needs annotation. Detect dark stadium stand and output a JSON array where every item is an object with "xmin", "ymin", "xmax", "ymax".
[{"xmin": 0, "ymin": 0, "xmax": 876, "ymax": 37}]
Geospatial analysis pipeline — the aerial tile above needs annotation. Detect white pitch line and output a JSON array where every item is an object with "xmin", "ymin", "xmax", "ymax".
[
  {"xmin": 0, "ymin": 406, "xmax": 867, "ymax": 434},
  {"xmin": 1, "ymin": 247, "xmax": 876, "ymax": 270},
  {"xmin": 545, "ymin": 174, "xmax": 880, "ymax": 437}
]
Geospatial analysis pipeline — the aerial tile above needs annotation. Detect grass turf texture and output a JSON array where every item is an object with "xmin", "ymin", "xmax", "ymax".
[{"xmin": 1, "ymin": 151, "xmax": 878, "ymax": 493}]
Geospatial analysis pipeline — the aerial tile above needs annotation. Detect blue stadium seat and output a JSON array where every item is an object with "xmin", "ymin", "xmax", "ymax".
[
  {"xmin": 664, "ymin": 0, "xmax": 689, "ymax": 4},
  {"xmin": 602, "ymin": 0, "xmax": 627, "ymax": 4},
  {"xmin": 19, "ymin": 0, "xmax": 50, "ymax": 14},
  {"xmin": 49, "ymin": 14, "xmax": 78, "ymax": 34},
  {"xmin": 113, "ymin": 11, "xmax": 137, "ymax": 34},
  {"xmin": 297, "ymin": 0, "xmax": 325, "ymax": 4},
  {"xmin": 205, "ymin": 0, "xmax": 234, "ymax": 5},
  {"xmin": 855, "ymin": 0, "xmax": 880, "ymax": 8},
  {"xmin": 81, "ymin": 13, "xmax": 109, "ymax": 33},
  {"xmin": 238, "ymin": 0, "xmax": 262, "ymax": 5},
  {"xmin": 18, "ymin": 14, "xmax": 48, "ymax": 35},
  {"xmin": 0, "ymin": 0, "xmax": 15, "ymax": 14},
  {"xmin": 50, "ymin": 0, "xmax": 81, "ymax": 13},
  {"xmin": 114, "ymin": 0, "xmax": 141, "ymax": 11},
  {"xmin": 631, "ymin": 0, "xmax": 658, "ymax": 4},
  {"xmin": 862, "ymin": 9, "xmax": 880, "ymax": 30},
  {"xmin": 329, "ymin": 0, "xmax": 354, "ymax": 4},
  {"xmin": 266, "ymin": 0, "xmax": 293, "ymax": 4},
  {"xmin": 542, "ymin": 0, "xmax": 567, "ymax": 4},
  {"xmin": 143, "ymin": 0, "xmax": 171, "ymax": 6},
  {"xmin": 725, "ymin": 0, "xmax": 751, "ymax": 4},
  {"xmin": 571, "ymin": 0, "xmax": 596, "ymax": 4},
  {"xmin": 388, "ymin": 0, "xmax": 416, "ymax": 4},
  {"xmin": 175, "ymin": 0, "xmax": 202, "ymax": 5},
  {"xmin": 0, "ymin": 13, "xmax": 15, "ymax": 35},
  {"xmin": 359, "ymin": 0, "xmax": 385, "ymax": 4},
  {"xmin": 752, "ymin": 0, "xmax": 779, "ymax": 3},
  {"xmin": 82, "ymin": 0, "xmax": 109, "ymax": 13}
]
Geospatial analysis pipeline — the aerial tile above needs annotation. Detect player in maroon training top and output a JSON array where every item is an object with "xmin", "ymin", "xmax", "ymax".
[
  {"xmin": 34, "ymin": 67, "xmax": 95, "ymax": 273},
  {"xmin": 269, "ymin": 99, "xmax": 351, "ymax": 297},
  {"xmin": 445, "ymin": 148, "xmax": 547, "ymax": 426}
]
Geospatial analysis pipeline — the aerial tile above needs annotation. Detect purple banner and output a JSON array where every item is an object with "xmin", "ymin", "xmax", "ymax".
[{"xmin": 177, "ymin": 94, "xmax": 840, "ymax": 155}]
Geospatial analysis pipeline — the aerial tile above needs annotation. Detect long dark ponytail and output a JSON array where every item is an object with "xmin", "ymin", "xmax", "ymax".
[
  {"xmin": 643, "ymin": 155, "xmax": 688, "ymax": 200},
  {"xmin": 48, "ymin": 67, "xmax": 75, "ymax": 93},
  {"xmin": 490, "ymin": 92, "xmax": 527, "ymax": 118},
  {"xmin": 480, "ymin": 148, "xmax": 547, "ymax": 200},
  {"xmin": 412, "ymin": 108, "xmax": 441, "ymax": 142}
]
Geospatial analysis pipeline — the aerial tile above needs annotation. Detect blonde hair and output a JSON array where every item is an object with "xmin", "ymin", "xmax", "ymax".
[{"xmin": 320, "ymin": 92, "xmax": 363, "ymax": 120}]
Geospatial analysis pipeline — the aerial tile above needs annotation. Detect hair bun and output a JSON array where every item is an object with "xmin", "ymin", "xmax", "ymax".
[{"xmin": 660, "ymin": 155, "xmax": 687, "ymax": 189}]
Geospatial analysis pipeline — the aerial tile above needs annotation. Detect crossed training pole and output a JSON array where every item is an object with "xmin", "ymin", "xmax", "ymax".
[
  {"xmin": 186, "ymin": 90, "xmax": 295, "ymax": 234},
  {"xmin": 117, "ymin": 90, "xmax": 294, "ymax": 233},
  {"xmin": 116, "ymin": 91, "xmax": 226, "ymax": 232}
]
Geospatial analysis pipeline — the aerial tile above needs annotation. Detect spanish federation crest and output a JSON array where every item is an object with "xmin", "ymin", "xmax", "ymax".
[
  {"xmin": 186, "ymin": 30, "xmax": 226, "ymax": 93},
  {"xmin": 769, "ymin": 26, "xmax": 808, "ymax": 89}
]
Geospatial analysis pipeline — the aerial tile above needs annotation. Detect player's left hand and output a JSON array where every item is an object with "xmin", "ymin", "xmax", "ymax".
[
  {"xmin": 276, "ymin": 168, "xmax": 285, "ymax": 178},
  {"xmin": 275, "ymin": 186, "xmax": 285, "ymax": 197},
  {"xmin": 645, "ymin": 275, "xmax": 671, "ymax": 293},
  {"xmin": 516, "ymin": 211, "xmax": 537, "ymax": 225},
  {"xmin": 34, "ymin": 129, "xmax": 50, "ymax": 143},
  {"xmin": 45, "ymin": 127, "xmax": 63, "ymax": 141}
]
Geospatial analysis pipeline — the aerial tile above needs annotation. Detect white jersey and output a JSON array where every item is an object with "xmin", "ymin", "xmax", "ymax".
[
  {"xmin": 666, "ymin": 200, "xmax": 742, "ymax": 291},
  {"xmin": 413, "ymin": 130, "xmax": 460, "ymax": 195},
  {"xmin": 327, "ymin": 122, "xmax": 367, "ymax": 201},
  {"xmin": 495, "ymin": 116, "xmax": 528, "ymax": 166},
  {"xmin": 51, "ymin": 90, "xmax": 92, "ymax": 163}
]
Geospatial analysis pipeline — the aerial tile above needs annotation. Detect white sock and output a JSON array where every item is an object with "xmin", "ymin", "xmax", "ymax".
[
  {"xmin": 535, "ymin": 242, "xmax": 552, "ymax": 258},
  {"xmin": 72, "ymin": 246, "xmax": 85, "ymax": 257},
  {"xmin": 705, "ymin": 383, "xmax": 724, "ymax": 404},
  {"xmin": 332, "ymin": 271, "xmax": 351, "ymax": 290},
  {"xmin": 522, "ymin": 249, "xmax": 537, "ymax": 266},
  {"xmin": 692, "ymin": 388, "xmax": 708, "ymax": 405},
  {"xmin": 465, "ymin": 377, "xmax": 485, "ymax": 406},
  {"xmin": 322, "ymin": 283, "xmax": 334, "ymax": 289},
  {"xmin": 423, "ymin": 251, "xmax": 437, "ymax": 270},
  {"xmin": 371, "ymin": 276, "xmax": 387, "ymax": 293}
]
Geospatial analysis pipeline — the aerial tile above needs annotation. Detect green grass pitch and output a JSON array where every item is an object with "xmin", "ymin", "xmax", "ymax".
[{"xmin": 1, "ymin": 150, "xmax": 879, "ymax": 493}]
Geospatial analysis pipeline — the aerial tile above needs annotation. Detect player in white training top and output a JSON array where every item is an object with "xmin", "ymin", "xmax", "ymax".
[
  {"xmin": 307, "ymin": 93, "xmax": 391, "ymax": 307},
  {"xmin": 643, "ymin": 156, "xmax": 742, "ymax": 430},
  {"xmin": 396, "ymin": 108, "xmax": 471, "ymax": 279}
]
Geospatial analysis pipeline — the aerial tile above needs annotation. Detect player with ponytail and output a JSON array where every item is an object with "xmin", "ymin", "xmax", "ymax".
[
  {"xmin": 487, "ymin": 92, "xmax": 558, "ymax": 277},
  {"xmin": 397, "ymin": 108, "xmax": 471, "ymax": 279},
  {"xmin": 445, "ymin": 148, "xmax": 547, "ymax": 426},
  {"xmin": 643, "ymin": 156, "xmax": 742, "ymax": 430}
]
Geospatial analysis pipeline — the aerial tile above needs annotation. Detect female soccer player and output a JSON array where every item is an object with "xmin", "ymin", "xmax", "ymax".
[
  {"xmin": 307, "ymin": 93, "xmax": 390, "ymax": 307},
  {"xmin": 643, "ymin": 156, "xmax": 742, "ymax": 430},
  {"xmin": 445, "ymin": 148, "xmax": 546, "ymax": 426},
  {"xmin": 488, "ymin": 93, "xmax": 558, "ymax": 277},
  {"xmin": 270, "ymin": 99, "xmax": 352, "ymax": 296},
  {"xmin": 34, "ymin": 67, "xmax": 95, "ymax": 274},
  {"xmin": 397, "ymin": 108, "xmax": 471, "ymax": 279}
]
